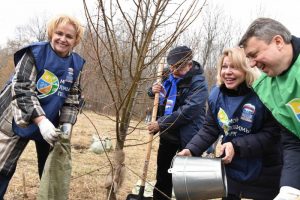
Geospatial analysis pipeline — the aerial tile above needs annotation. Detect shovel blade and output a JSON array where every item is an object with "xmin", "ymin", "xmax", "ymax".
[{"xmin": 126, "ymin": 194, "xmax": 152, "ymax": 200}]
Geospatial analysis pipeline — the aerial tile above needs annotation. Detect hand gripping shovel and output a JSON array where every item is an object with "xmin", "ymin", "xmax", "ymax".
[{"xmin": 126, "ymin": 61, "xmax": 165, "ymax": 200}]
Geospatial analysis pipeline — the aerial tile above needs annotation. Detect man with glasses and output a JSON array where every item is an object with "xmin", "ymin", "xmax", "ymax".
[
  {"xmin": 147, "ymin": 46, "xmax": 208, "ymax": 200},
  {"xmin": 239, "ymin": 18, "xmax": 300, "ymax": 200}
]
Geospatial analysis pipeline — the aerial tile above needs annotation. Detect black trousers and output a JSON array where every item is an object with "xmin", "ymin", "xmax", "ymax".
[
  {"xmin": 0, "ymin": 138, "xmax": 50, "ymax": 199},
  {"xmin": 222, "ymin": 194, "xmax": 241, "ymax": 200},
  {"xmin": 153, "ymin": 139, "xmax": 180, "ymax": 200},
  {"xmin": 35, "ymin": 139, "xmax": 51, "ymax": 178},
  {"xmin": 280, "ymin": 129, "xmax": 300, "ymax": 189}
]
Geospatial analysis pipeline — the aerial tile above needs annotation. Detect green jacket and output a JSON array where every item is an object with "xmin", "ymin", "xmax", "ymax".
[{"xmin": 252, "ymin": 55, "xmax": 300, "ymax": 138}]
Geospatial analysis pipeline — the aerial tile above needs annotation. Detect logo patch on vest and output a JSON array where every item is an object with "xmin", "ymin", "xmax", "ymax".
[
  {"xmin": 37, "ymin": 70, "xmax": 59, "ymax": 99},
  {"xmin": 241, "ymin": 103, "xmax": 255, "ymax": 123},
  {"xmin": 218, "ymin": 107, "xmax": 230, "ymax": 135},
  {"xmin": 286, "ymin": 98, "xmax": 300, "ymax": 122},
  {"xmin": 65, "ymin": 68, "xmax": 74, "ymax": 83}
]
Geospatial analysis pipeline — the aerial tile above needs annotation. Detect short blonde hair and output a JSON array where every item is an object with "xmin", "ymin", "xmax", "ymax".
[
  {"xmin": 47, "ymin": 15, "xmax": 84, "ymax": 46},
  {"xmin": 216, "ymin": 47, "xmax": 261, "ymax": 87}
]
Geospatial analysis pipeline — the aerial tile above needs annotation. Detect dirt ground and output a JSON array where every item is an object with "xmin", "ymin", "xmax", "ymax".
[
  {"xmin": 5, "ymin": 111, "xmax": 160, "ymax": 200},
  {"xmin": 5, "ymin": 111, "xmax": 227, "ymax": 200}
]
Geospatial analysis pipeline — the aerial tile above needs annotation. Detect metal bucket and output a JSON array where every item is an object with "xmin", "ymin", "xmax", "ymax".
[{"xmin": 168, "ymin": 156, "xmax": 227, "ymax": 200}]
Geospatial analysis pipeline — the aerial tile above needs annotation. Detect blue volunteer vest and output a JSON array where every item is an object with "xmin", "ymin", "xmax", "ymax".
[
  {"xmin": 209, "ymin": 86, "xmax": 264, "ymax": 181},
  {"xmin": 12, "ymin": 42, "xmax": 85, "ymax": 140}
]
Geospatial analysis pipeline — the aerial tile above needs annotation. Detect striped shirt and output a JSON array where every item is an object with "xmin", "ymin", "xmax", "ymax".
[{"xmin": 0, "ymin": 50, "xmax": 83, "ymax": 135}]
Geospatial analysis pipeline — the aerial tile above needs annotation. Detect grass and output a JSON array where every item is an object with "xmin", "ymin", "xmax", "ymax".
[
  {"xmin": 6, "ymin": 111, "xmax": 159, "ymax": 200},
  {"xmin": 6, "ymin": 111, "xmax": 230, "ymax": 200}
]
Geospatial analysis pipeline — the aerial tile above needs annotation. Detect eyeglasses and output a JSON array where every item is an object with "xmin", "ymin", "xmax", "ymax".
[{"xmin": 171, "ymin": 61, "xmax": 192, "ymax": 71}]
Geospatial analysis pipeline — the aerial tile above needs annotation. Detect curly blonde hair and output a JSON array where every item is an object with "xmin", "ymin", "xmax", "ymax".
[
  {"xmin": 216, "ymin": 47, "xmax": 261, "ymax": 87},
  {"xmin": 47, "ymin": 15, "xmax": 84, "ymax": 46}
]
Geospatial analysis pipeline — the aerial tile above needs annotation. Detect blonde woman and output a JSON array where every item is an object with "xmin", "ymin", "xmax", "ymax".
[
  {"xmin": 0, "ymin": 15, "xmax": 85, "ymax": 198},
  {"xmin": 178, "ymin": 47, "xmax": 282, "ymax": 200}
]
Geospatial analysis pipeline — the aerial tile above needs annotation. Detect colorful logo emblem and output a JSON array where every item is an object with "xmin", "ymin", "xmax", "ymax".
[
  {"xmin": 37, "ymin": 70, "xmax": 59, "ymax": 99},
  {"xmin": 218, "ymin": 107, "xmax": 230, "ymax": 135},
  {"xmin": 286, "ymin": 98, "xmax": 300, "ymax": 122},
  {"xmin": 241, "ymin": 103, "xmax": 255, "ymax": 123}
]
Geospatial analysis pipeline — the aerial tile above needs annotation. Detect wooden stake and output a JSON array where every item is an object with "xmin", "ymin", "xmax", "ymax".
[{"xmin": 22, "ymin": 172, "xmax": 28, "ymax": 198}]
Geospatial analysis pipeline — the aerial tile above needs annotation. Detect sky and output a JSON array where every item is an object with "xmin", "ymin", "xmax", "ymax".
[
  {"xmin": 213, "ymin": 0, "xmax": 300, "ymax": 37},
  {"xmin": 0, "ymin": 0, "xmax": 85, "ymax": 46},
  {"xmin": 0, "ymin": 0, "xmax": 299, "ymax": 46}
]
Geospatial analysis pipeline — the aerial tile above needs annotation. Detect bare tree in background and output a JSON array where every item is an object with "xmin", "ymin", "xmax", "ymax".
[
  {"xmin": 17, "ymin": 15, "xmax": 48, "ymax": 43},
  {"xmin": 5, "ymin": 15, "xmax": 48, "ymax": 54},
  {"xmin": 0, "ymin": 15, "xmax": 48, "ymax": 88},
  {"xmin": 178, "ymin": 3, "xmax": 242, "ymax": 90},
  {"xmin": 82, "ymin": 0, "xmax": 207, "ymax": 199},
  {"xmin": 199, "ymin": 4, "xmax": 241, "ymax": 89}
]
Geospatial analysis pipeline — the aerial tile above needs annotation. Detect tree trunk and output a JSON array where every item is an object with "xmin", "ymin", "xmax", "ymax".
[{"xmin": 105, "ymin": 150, "xmax": 126, "ymax": 200}]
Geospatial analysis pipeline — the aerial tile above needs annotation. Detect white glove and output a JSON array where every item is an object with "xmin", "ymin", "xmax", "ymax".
[
  {"xmin": 37, "ymin": 118, "xmax": 59, "ymax": 146},
  {"xmin": 274, "ymin": 186, "xmax": 300, "ymax": 200}
]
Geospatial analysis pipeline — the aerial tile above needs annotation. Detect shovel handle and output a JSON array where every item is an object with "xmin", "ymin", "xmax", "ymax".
[{"xmin": 140, "ymin": 59, "xmax": 165, "ymax": 187}]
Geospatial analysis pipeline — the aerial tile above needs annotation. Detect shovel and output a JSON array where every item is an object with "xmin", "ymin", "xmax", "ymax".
[{"xmin": 126, "ymin": 61, "xmax": 165, "ymax": 200}]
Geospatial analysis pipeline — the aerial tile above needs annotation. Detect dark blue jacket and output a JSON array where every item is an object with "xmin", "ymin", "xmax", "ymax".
[
  {"xmin": 149, "ymin": 61, "xmax": 208, "ymax": 147},
  {"xmin": 186, "ymin": 83, "xmax": 282, "ymax": 199}
]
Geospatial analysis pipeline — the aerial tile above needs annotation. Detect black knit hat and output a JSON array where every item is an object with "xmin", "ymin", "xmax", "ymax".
[{"xmin": 167, "ymin": 46, "xmax": 193, "ymax": 65}]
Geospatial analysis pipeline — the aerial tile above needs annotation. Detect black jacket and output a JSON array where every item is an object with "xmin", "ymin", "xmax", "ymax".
[{"xmin": 148, "ymin": 61, "xmax": 208, "ymax": 147}]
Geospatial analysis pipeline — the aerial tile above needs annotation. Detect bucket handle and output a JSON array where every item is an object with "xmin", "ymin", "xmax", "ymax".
[
  {"xmin": 168, "ymin": 155, "xmax": 180, "ymax": 174},
  {"xmin": 168, "ymin": 156, "xmax": 225, "ymax": 173},
  {"xmin": 168, "ymin": 155, "xmax": 177, "ymax": 174},
  {"xmin": 168, "ymin": 155, "xmax": 190, "ymax": 174}
]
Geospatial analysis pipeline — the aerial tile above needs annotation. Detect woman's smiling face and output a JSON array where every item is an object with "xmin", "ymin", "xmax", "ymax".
[
  {"xmin": 221, "ymin": 56, "xmax": 246, "ymax": 90},
  {"xmin": 50, "ymin": 23, "xmax": 76, "ymax": 57}
]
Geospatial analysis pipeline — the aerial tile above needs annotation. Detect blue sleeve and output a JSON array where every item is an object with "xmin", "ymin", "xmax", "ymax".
[{"xmin": 185, "ymin": 106, "xmax": 220, "ymax": 156}]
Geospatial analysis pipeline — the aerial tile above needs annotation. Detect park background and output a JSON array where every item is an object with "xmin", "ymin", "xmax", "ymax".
[{"xmin": 0, "ymin": 0, "xmax": 297, "ymax": 199}]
